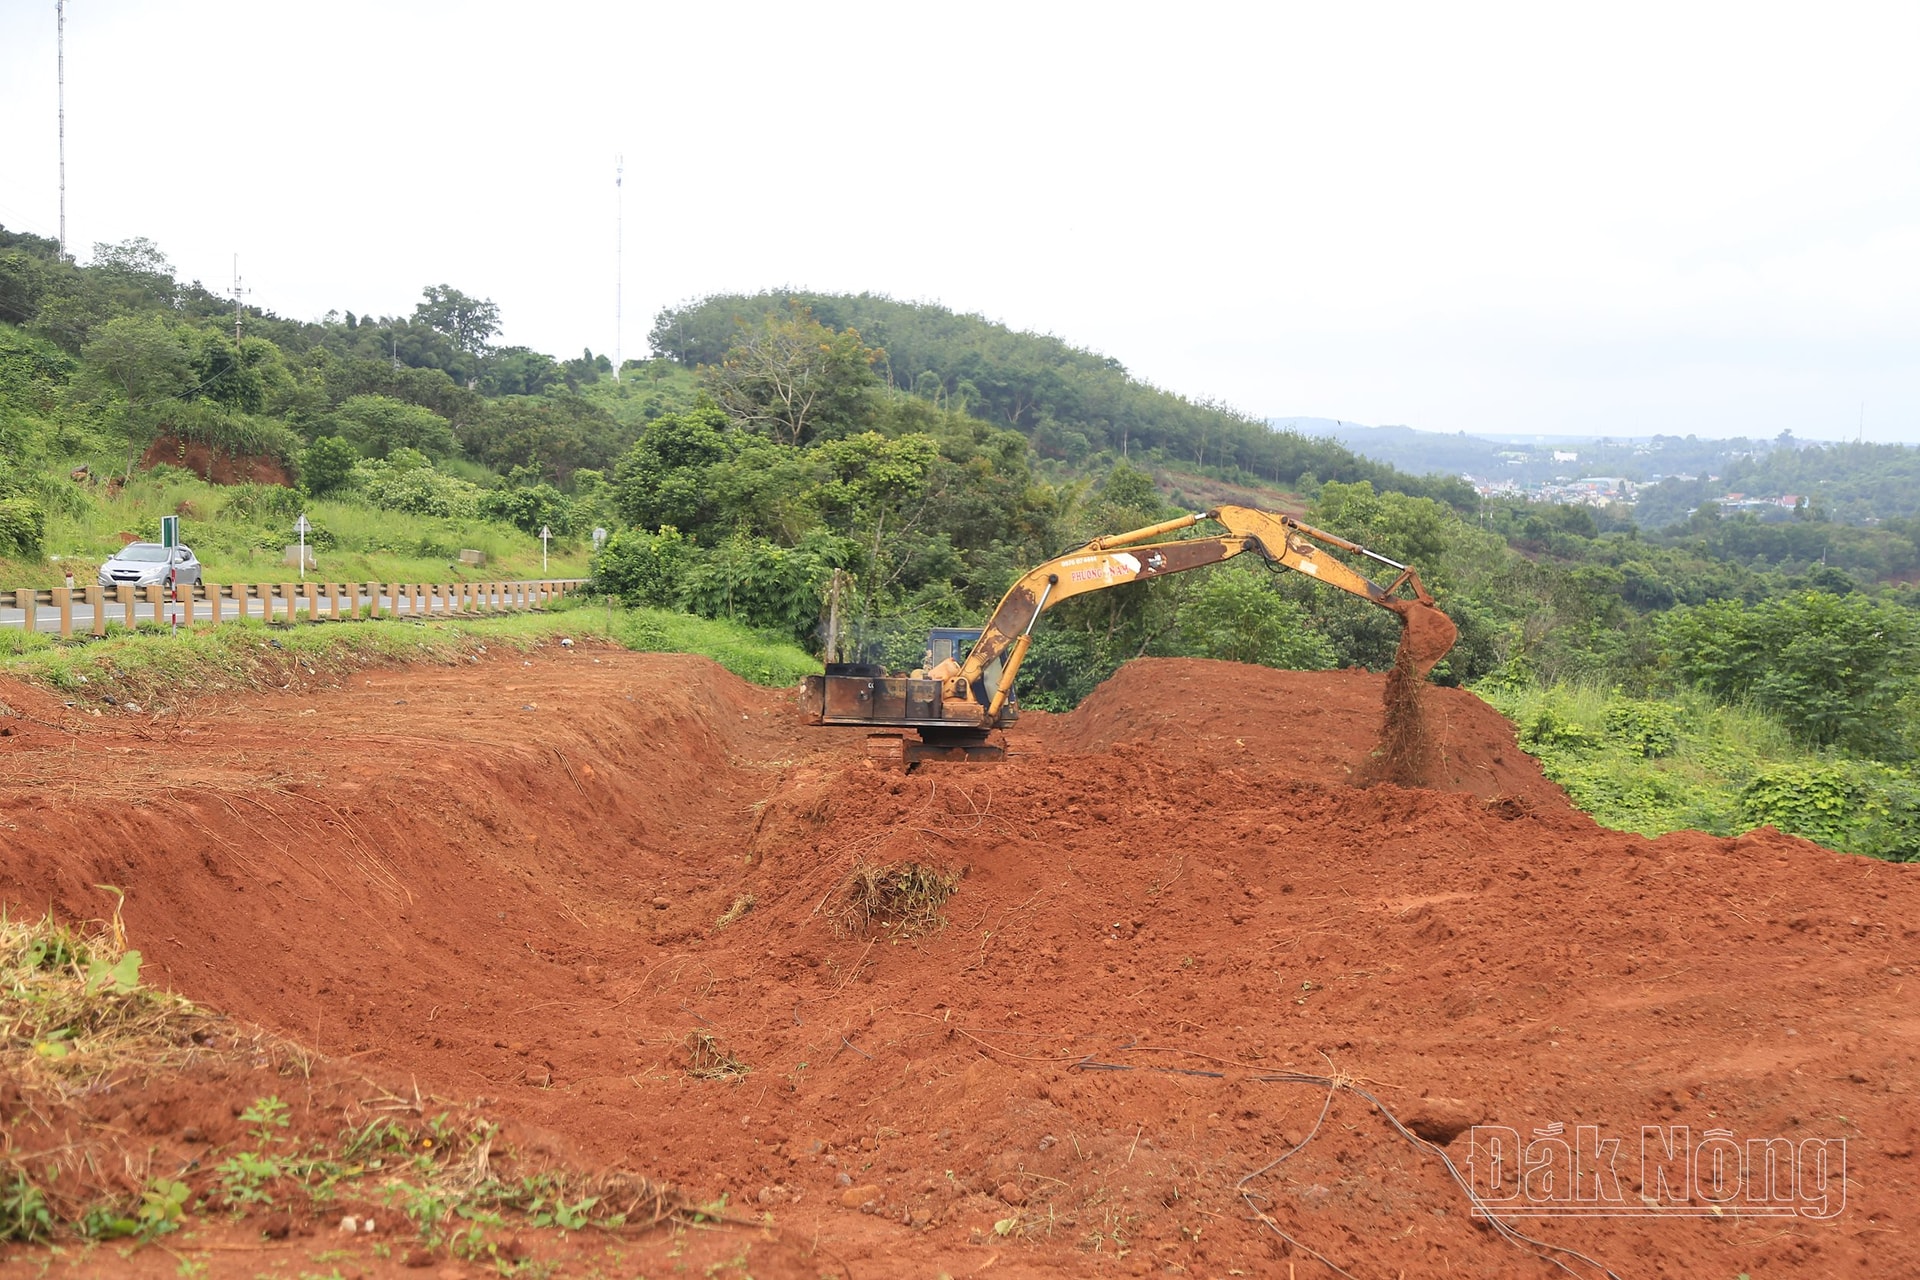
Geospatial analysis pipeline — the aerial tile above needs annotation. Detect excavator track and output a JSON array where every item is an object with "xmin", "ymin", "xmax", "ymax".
[{"xmin": 865, "ymin": 732, "xmax": 1006, "ymax": 772}]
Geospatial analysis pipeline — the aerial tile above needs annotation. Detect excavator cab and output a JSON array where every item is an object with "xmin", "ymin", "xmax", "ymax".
[
  {"xmin": 924, "ymin": 627, "xmax": 982, "ymax": 669},
  {"xmin": 923, "ymin": 627, "xmax": 1014, "ymax": 719}
]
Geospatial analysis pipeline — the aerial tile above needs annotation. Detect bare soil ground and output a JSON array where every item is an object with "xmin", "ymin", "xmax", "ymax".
[{"xmin": 1, "ymin": 647, "xmax": 1915, "ymax": 1278}]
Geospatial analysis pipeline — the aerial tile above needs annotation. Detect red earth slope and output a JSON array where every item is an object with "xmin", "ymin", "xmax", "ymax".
[{"xmin": 1, "ymin": 650, "xmax": 1914, "ymax": 1277}]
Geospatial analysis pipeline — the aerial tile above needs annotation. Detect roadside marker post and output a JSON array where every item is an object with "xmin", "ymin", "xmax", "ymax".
[
  {"xmin": 161, "ymin": 514, "xmax": 182, "ymax": 634},
  {"xmin": 295, "ymin": 514, "xmax": 311, "ymax": 586},
  {"xmin": 540, "ymin": 525, "xmax": 551, "ymax": 574}
]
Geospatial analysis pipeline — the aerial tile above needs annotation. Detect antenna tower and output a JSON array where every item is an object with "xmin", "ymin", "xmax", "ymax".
[
  {"xmin": 615, "ymin": 154, "xmax": 624, "ymax": 380},
  {"xmin": 57, "ymin": 0, "xmax": 66, "ymax": 256},
  {"xmin": 230, "ymin": 255, "xmax": 250, "ymax": 342}
]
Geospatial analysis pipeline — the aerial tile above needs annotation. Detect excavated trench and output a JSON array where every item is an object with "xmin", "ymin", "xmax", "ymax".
[{"xmin": 2, "ymin": 648, "xmax": 1916, "ymax": 1277}]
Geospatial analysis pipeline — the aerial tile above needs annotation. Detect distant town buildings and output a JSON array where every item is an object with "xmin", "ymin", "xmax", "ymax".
[
  {"xmin": 1464, "ymin": 470, "xmax": 1807, "ymax": 517},
  {"xmin": 1466, "ymin": 474, "xmax": 1637, "ymax": 507}
]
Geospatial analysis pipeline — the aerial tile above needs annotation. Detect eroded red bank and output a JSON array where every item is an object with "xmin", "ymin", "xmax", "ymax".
[{"xmin": 1, "ymin": 651, "xmax": 1914, "ymax": 1277}]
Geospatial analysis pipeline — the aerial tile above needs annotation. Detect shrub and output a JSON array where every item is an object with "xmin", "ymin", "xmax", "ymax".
[
  {"xmin": 0, "ymin": 496, "xmax": 46, "ymax": 555},
  {"xmin": 1742, "ymin": 763, "xmax": 1920, "ymax": 862},
  {"xmin": 219, "ymin": 484, "xmax": 302, "ymax": 522},
  {"xmin": 1519, "ymin": 705, "xmax": 1597, "ymax": 753},
  {"xmin": 300, "ymin": 436, "xmax": 358, "ymax": 497},
  {"xmin": 1604, "ymin": 700, "xmax": 1682, "ymax": 758},
  {"xmin": 677, "ymin": 532, "xmax": 834, "ymax": 643},
  {"xmin": 481, "ymin": 483, "xmax": 575, "ymax": 536},
  {"xmin": 593, "ymin": 526, "xmax": 690, "ymax": 608},
  {"xmin": 350, "ymin": 453, "xmax": 482, "ymax": 518}
]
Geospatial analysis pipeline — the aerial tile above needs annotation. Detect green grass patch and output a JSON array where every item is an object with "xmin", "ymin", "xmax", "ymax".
[
  {"xmin": 2, "ymin": 600, "xmax": 817, "ymax": 709},
  {"xmin": 1480, "ymin": 681, "xmax": 1919, "ymax": 861},
  {"xmin": 551, "ymin": 596, "xmax": 820, "ymax": 686},
  {"xmin": 0, "ymin": 614, "xmax": 566, "ymax": 709}
]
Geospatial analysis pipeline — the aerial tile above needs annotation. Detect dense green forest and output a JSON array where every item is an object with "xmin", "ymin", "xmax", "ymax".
[{"xmin": 2, "ymin": 229, "xmax": 1916, "ymax": 859}]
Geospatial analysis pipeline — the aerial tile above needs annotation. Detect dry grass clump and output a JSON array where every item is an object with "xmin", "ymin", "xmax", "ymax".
[
  {"xmin": 713, "ymin": 893, "xmax": 755, "ymax": 930},
  {"xmin": 0, "ymin": 905, "xmax": 215, "ymax": 1097},
  {"xmin": 683, "ymin": 1030, "xmax": 749, "ymax": 1082},
  {"xmin": 833, "ymin": 861, "xmax": 959, "ymax": 939}
]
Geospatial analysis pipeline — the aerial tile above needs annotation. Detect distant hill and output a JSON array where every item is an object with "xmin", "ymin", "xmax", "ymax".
[
  {"xmin": 1280, "ymin": 421, "xmax": 1511, "ymax": 479},
  {"xmin": 650, "ymin": 293, "xmax": 1477, "ymax": 509},
  {"xmin": 1283, "ymin": 419, "xmax": 1782, "ymax": 487}
]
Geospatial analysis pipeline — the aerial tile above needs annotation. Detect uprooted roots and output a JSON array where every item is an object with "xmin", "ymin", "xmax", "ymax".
[
  {"xmin": 833, "ymin": 862, "xmax": 959, "ymax": 939},
  {"xmin": 683, "ymin": 1030, "xmax": 749, "ymax": 1082}
]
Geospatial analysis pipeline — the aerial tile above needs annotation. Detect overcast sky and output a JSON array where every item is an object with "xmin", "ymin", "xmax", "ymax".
[{"xmin": 3, "ymin": 2, "xmax": 1916, "ymax": 442}]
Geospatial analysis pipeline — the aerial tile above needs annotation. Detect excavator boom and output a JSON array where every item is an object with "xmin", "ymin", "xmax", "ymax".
[{"xmin": 798, "ymin": 504, "xmax": 1457, "ymax": 764}]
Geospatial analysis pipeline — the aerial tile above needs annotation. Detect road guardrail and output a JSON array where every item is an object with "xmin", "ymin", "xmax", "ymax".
[{"xmin": 3, "ymin": 579, "xmax": 589, "ymax": 639}]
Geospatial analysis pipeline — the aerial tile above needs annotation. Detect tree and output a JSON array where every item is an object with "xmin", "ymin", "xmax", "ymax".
[
  {"xmin": 1175, "ymin": 565, "xmax": 1339, "ymax": 669},
  {"xmin": 0, "ymin": 231, "xmax": 58, "ymax": 324},
  {"xmin": 812, "ymin": 431, "xmax": 940, "ymax": 638},
  {"xmin": 89, "ymin": 237, "xmax": 178, "ymax": 309},
  {"xmin": 81, "ymin": 314, "xmax": 193, "ymax": 405},
  {"xmin": 413, "ymin": 285, "xmax": 500, "ymax": 361},
  {"xmin": 299, "ymin": 436, "xmax": 358, "ymax": 497},
  {"xmin": 332, "ymin": 394, "xmax": 458, "ymax": 460},
  {"xmin": 1657, "ymin": 592, "xmax": 1919, "ymax": 756},
  {"xmin": 193, "ymin": 333, "xmax": 288, "ymax": 414},
  {"xmin": 702, "ymin": 305, "xmax": 879, "ymax": 445},
  {"xmin": 612, "ymin": 406, "xmax": 732, "ymax": 533},
  {"xmin": 460, "ymin": 392, "xmax": 622, "ymax": 483},
  {"xmin": 1308, "ymin": 481, "xmax": 1454, "ymax": 583},
  {"xmin": 481, "ymin": 346, "xmax": 562, "ymax": 397},
  {"xmin": 560, "ymin": 348, "xmax": 612, "ymax": 388}
]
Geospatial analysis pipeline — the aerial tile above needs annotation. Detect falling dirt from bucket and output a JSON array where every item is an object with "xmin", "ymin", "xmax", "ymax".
[
  {"xmin": 1366, "ymin": 642, "xmax": 1438, "ymax": 786},
  {"xmin": 1363, "ymin": 600, "xmax": 1457, "ymax": 787}
]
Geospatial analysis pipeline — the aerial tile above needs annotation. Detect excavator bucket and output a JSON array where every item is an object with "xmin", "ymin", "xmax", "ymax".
[{"xmin": 1384, "ymin": 598, "xmax": 1458, "ymax": 679}]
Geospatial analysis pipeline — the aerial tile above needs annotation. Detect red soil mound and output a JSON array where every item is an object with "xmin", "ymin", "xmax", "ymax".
[
  {"xmin": 1025, "ymin": 656, "xmax": 1567, "ymax": 807},
  {"xmin": 2, "ymin": 651, "xmax": 1916, "ymax": 1278}
]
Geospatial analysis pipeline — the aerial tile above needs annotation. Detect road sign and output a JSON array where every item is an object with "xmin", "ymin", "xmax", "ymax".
[{"xmin": 160, "ymin": 515, "xmax": 179, "ymax": 549}]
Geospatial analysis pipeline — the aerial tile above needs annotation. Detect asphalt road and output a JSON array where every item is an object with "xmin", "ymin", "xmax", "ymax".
[{"xmin": 0, "ymin": 583, "xmax": 585, "ymax": 634}]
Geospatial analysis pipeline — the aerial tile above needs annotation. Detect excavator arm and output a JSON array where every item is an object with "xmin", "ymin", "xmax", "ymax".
[
  {"xmin": 954, "ymin": 505, "xmax": 1456, "ymax": 720},
  {"xmin": 798, "ymin": 504, "xmax": 1458, "ymax": 763}
]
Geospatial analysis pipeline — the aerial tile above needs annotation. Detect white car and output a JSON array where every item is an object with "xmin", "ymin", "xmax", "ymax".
[{"xmin": 98, "ymin": 543, "xmax": 202, "ymax": 591}]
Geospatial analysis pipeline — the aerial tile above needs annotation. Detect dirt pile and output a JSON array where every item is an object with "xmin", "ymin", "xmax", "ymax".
[
  {"xmin": 1025, "ymin": 656, "xmax": 1564, "ymax": 805},
  {"xmin": 2, "ymin": 651, "xmax": 1916, "ymax": 1278}
]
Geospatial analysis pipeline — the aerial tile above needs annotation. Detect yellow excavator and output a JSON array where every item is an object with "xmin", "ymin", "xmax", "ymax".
[{"xmin": 798, "ymin": 505, "xmax": 1458, "ymax": 767}]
